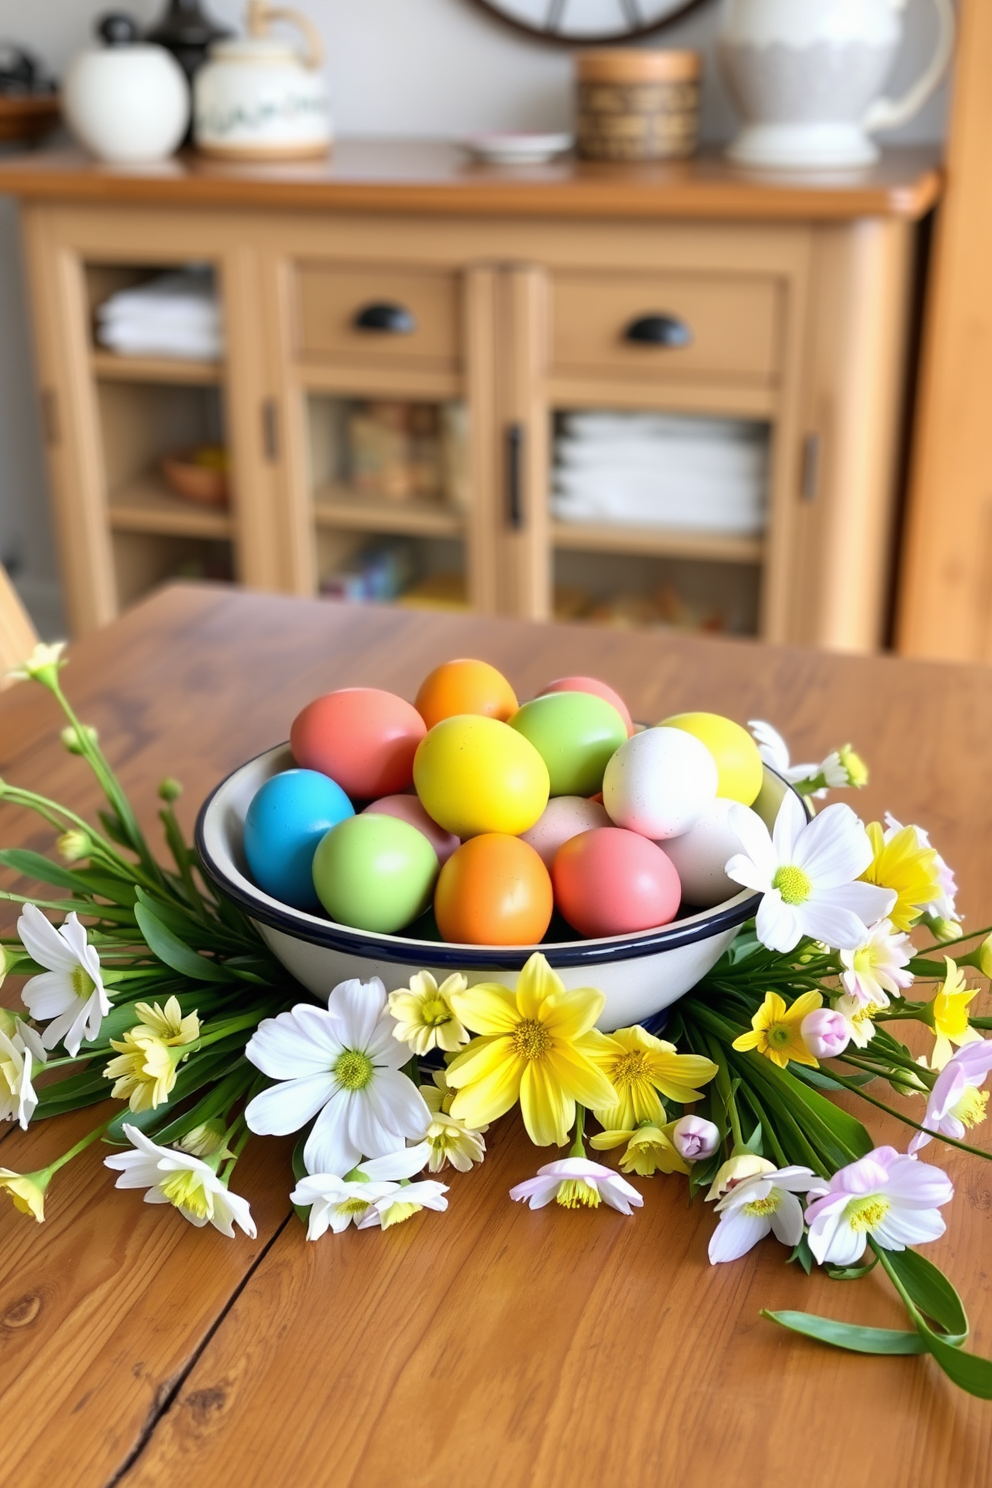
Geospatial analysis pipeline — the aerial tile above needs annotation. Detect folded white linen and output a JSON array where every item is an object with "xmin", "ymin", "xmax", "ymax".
[
  {"xmin": 96, "ymin": 269, "xmax": 224, "ymax": 359},
  {"xmin": 97, "ymin": 323, "xmax": 223, "ymax": 360},
  {"xmin": 552, "ymin": 490, "xmax": 765, "ymax": 536},
  {"xmin": 556, "ymin": 437, "xmax": 768, "ymax": 480},
  {"xmin": 560, "ymin": 410, "xmax": 764, "ymax": 445}
]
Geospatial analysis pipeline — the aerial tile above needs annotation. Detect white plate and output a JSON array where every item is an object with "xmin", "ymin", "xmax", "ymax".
[{"xmin": 463, "ymin": 131, "xmax": 573, "ymax": 165}]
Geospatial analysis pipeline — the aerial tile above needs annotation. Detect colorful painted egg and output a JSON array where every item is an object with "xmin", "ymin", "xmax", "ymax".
[
  {"xmin": 413, "ymin": 715, "xmax": 549, "ymax": 838},
  {"xmin": 434, "ymin": 833, "xmax": 553, "ymax": 945},
  {"xmin": 661, "ymin": 797, "xmax": 758, "ymax": 908},
  {"xmin": 538, "ymin": 674, "xmax": 635, "ymax": 736},
  {"xmin": 519, "ymin": 795, "xmax": 611, "ymax": 869},
  {"xmin": 660, "ymin": 711, "xmax": 763, "ymax": 806},
  {"xmin": 552, "ymin": 827, "xmax": 681, "ymax": 938},
  {"xmin": 509, "ymin": 692, "xmax": 628, "ymax": 797},
  {"xmin": 311, "ymin": 813, "xmax": 438, "ymax": 933},
  {"xmin": 290, "ymin": 688, "xmax": 426, "ymax": 801},
  {"xmin": 363, "ymin": 794, "xmax": 459, "ymax": 864},
  {"xmin": 415, "ymin": 658, "xmax": 518, "ymax": 730},
  {"xmin": 244, "ymin": 769, "xmax": 354, "ymax": 911},
  {"xmin": 602, "ymin": 726, "xmax": 718, "ymax": 839}
]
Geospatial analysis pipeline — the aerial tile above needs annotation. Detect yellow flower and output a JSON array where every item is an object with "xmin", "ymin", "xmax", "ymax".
[
  {"xmin": 930, "ymin": 957, "xmax": 983, "ymax": 1070},
  {"xmin": 106, "ymin": 996, "xmax": 200, "ymax": 1111},
  {"xmin": 836, "ymin": 745, "xmax": 869, "ymax": 789},
  {"xmin": 590, "ymin": 1121, "xmax": 690, "ymax": 1176},
  {"xmin": 706, "ymin": 1153, "xmax": 776, "ymax": 1201},
  {"xmin": 0, "ymin": 1166, "xmax": 50, "ymax": 1222},
  {"xmin": 732, "ymin": 990, "xmax": 823, "ymax": 1069},
  {"xmin": 860, "ymin": 822, "xmax": 941, "ymax": 933},
  {"xmin": 590, "ymin": 1024, "xmax": 717, "ymax": 1131},
  {"xmin": 422, "ymin": 1072, "xmax": 486, "ymax": 1173},
  {"xmin": 445, "ymin": 953, "xmax": 615, "ymax": 1148},
  {"xmin": 388, "ymin": 971, "xmax": 470, "ymax": 1055}
]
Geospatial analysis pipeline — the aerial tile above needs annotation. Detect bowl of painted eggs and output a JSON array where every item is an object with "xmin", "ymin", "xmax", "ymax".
[{"xmin": 195, "ymin": 659, "xmax": 801, "ymax": 1030}]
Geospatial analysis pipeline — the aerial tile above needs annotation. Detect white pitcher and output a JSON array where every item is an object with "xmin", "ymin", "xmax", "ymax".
[{"xmin": 718, "ymin": 0, "xmax": 955, "ymax": 169}]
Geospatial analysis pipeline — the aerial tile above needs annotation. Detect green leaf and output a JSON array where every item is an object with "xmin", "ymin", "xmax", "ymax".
[
  {"xmin": 98, "ymin": 809, "xmax": 132, "ymax": 850},
  {"xmin": 884, "ymin": 1248, "xmax": 968, "ymax": 1341},
  {"xmin": 291, "ymin": 1129, "xmax": 311, "ymax": 1229},
  {"xmin": 917, "ymin": 1324, "xmax": 992, "ymax": 1398},
  {"xmin": 826, "ymin": 1255, "xmax": 879, "ymax": 1281},
  {"xmin": 134, "ymin": 901, "xmax": 233, "ymax": 983},
  {"xmin": 151, "ymin": 1063, "xmax": 253, "ymax": 1147},
  {"xmin": 103, "ymin": 1043, "xmax": 246, "ymax": 1143},
  {"xmin": 34, "ymin": 1063, "xmax": 113, "ymax": 1117},
  {"xmin": 763, "ymin": 1310, "xmax": 926, "ymax": 1355},
  {"xmin": 0, "ymin": 849, "xmax": 97, "ymax": 893},
  {"xmin": 787, "ymin": 1236, "xmax": 814, "ymax": 1275},
  {"xmin": 792, "ymin": 1065, "xmax": 876, "ymax": 1092}
]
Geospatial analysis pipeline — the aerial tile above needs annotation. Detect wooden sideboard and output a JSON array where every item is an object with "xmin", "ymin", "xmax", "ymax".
[{"xmin": 0, "ymin": 143, "xmax": 941, "ymax": 647}]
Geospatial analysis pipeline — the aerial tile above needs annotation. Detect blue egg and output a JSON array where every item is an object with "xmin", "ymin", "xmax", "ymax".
[{"xmin": 244, "ymin": 769, "xmax": 354, "ymax": 911}]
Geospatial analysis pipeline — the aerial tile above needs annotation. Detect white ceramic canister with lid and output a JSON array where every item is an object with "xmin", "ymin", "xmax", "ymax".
[
  {"xmin": 63, "ymin": 13, "xmax": 190, "ymax": 163},
  {"xmin": 193, "ymin": 0, "xmax": 331, "ymax": 160},
  {"xmin": 718, "ymin": 0, "xmax": 955, "ymax": 169}
]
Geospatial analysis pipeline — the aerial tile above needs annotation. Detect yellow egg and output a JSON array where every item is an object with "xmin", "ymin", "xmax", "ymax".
[
  {"xmin": 413, "ymin": 715, "xmax": 550, "ymax": 838},
  {"xmin": 660, "ymin": 712, "xmax": 763, "ymax": 806}
]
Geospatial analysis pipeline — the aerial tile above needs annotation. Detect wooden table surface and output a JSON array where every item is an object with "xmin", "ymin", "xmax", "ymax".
[
  {"xmin": 2, "ymin": 585, "xmax": 991, "ymax": 1488},
  {"xmin": 0, "ymin": 140, "xmax": 942, "ymax": 222}
]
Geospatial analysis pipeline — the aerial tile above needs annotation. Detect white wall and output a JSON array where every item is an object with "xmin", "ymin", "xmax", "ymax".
[{"xmin": 0, "ymin": 0, "xmax": 955, "ymax": 634}]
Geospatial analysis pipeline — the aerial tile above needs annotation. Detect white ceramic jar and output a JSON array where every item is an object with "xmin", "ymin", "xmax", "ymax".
[
  {"xmin": 193, "ymin": 1, "xmax": 331, "ymax": 160},
  {"xmin": 718, "ymin": 0, "xmax": 955, "ymax": 169},
  {"xmin": 63, "ymin": 14, "xmax": 190, "ymax": 164}
]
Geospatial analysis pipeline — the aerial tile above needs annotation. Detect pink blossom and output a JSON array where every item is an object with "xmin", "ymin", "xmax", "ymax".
[
  {"xmin": 805, "ymin": 1146, "xmax": 953, "ymax": 1266},
  {"xmin": 909, "ymin": 1040, "xmax": 992, "ymax": 1154},
  {"xmin": 801, "ymin": 1008, "xmax": 851, "ymax": 1059},
  {"xmin": 671, "ymin": 1115, "xmax": 720, "ymax": 1161}
]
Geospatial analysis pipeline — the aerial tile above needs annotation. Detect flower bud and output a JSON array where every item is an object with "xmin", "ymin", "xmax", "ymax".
[
  {"xmin": 158, "ymin": 777, "xmax": 183, "ymax": 803},
  {"xmin": 924, "ymin": 914, "xmax": 964, "ymax": 944},
  {"xmin": 801, "ymin": 1008, "xmax": 850, "ymax": 1059},
  {"xmin": 57, "ymin": 829, "xmax": 90, "ymax": 864},
  {"xmin": 177, "ymin": 1119, "xmax": 231, "ymax": 1159},
  {"xmin": 61, "ymin": 723, "xmax": 98, "ymax": 754},
  {"xmin": 671, "ymin": 1115, "xmax": 720, "ymax": 1162},
  {"xmin": 0, "ymin": 944, "xmax": 7, "ymax": 990},
  {"xmin": 887, "ymin": 1065, "xmax": 929, "ymax": 1096},
  {"xmin": 706, "ymin": 1152, "xmax": 775, "ymax": 1202}
]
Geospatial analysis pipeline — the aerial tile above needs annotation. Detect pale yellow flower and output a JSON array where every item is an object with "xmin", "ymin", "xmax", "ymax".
[
  {"xmin": 930, "ymin": 957, "xmax": 983, "ymax": 1070},
  {"xmin": 446, "ymin": 953, "xmax": 615, "ymax": 1148},
  {"xmin": 860, "ymin": 821, "xmax": 942, "ymax": 933},
  {"xmin": 388, "ymin": 971, "xmax": 470, "ymax": 1055},
  {"xmin": 106, "ymin": 997, "xmax": 200, "ymax": 1111},
  {"xmin": 590, "ymin": 1024, "xmax": 717, "ymax": 1131},
  {"xmin": 590, "ymin": 1121, "xmax": 690, "ymax": 1176},
  {"xmin": 0, "ymin": 1166, "xmax": 50, "ymax": 1222},
  {"xmin": 423, "ymin": 1071, "xmax": 486, "ymax": 1173},
  {"xmin": 706, "ymin": 1153, "xmax": 776, "ymax": 1201},
  {"xmin": 732, "ymin": 990, "xmax": 822, "ymax": 1069},
  {"xmin": 5, "ymin": 640, "xmax": 66, "ymax": 686}
]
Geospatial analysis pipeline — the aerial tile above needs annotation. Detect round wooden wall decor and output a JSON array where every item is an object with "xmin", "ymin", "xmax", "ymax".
[{"xmin": 466, "ymin": 0, "xmax": 707, "ymax": 44}]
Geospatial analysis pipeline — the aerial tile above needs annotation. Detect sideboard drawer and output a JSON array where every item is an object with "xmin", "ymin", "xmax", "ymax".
[
  {"xmin": 550, "ymin": 271, "xmax": 782, "ymax": 384},
  {"xmin": 295, "ymin": 263, "xmax": 461, "ymax": 369}
]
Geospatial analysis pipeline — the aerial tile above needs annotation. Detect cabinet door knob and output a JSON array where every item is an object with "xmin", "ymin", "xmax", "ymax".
[
  {"xmin": 353, "ymin": 302, "xmax": 417, "ymax": 335},
  {"xmin": 623, "ymin": 313, "xmax": 692, "ymax": 348}
]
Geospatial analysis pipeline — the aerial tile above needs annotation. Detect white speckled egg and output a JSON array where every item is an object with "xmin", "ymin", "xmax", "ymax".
[
  {"xmin": 519, "ymin": 795, "xmax": 611, "ymax": 869},
  {"xmin": 662, "ymin": 797, "xmax": 759, "ymax": 907},
  {"xmin": 603, "ymin": 726, "xmax": 718, "ymax": 840}
]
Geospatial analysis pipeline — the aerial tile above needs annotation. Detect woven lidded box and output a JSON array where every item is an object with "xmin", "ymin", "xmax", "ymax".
[{"xmin": 576, "ymin": 50, "xmax": 701, "ymax": 162}]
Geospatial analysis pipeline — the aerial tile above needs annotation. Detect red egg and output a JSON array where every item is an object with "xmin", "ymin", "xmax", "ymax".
[
  {"xmin": 363, "ymin": 794, "xmax": 460, "ymax": 864},
  {"xmin": 290, "ymin": 688, "xmax": 426, "ymax": 800},
  {"xmin": 552, "ymin": 827, "xmax": 681, "ymax": 939},
  {"xmin": 539, "ymin": 676, "xmax": 635, "ymax": 737}
]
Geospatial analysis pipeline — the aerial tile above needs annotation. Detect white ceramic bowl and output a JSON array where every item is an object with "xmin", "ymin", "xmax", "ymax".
[{"xmin": 196, "ymin": 744, "xmax": 798, "ymax": 1031}]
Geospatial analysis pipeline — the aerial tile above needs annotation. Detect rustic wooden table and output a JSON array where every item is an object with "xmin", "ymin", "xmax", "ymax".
[{"xmin": 2, "ymin": 585, "xmax": 991, "ymax": 1488}]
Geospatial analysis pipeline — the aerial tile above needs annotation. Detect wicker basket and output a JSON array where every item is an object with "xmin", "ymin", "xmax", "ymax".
[{"xmin": 576, "ymin": 51, "xmax": 701, "ymax": 162}]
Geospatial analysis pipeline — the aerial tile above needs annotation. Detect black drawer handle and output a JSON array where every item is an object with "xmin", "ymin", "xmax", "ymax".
[
  {"xmin": 624, "ymin": 313, "xmax": 693, "ymax": 348},
  {"xmin": 506, "ymin": 423, "xmax": 524, "ymax": 531},
  {"xmin": 353, "ymin": 302, "xmax": 417, "ymax": 335}
]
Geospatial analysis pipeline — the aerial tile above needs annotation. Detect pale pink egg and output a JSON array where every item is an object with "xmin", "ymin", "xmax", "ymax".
[
  {"xmin": 363, "ymin": 795, "xmax": 459, "ymax": 864},
  {"xmin": 519, "ymin": 795, "xmax": 611, "ymax": 869},
  {"xmin": 538, "ymin": 675, "xmax": 635, "ymax": 737}
]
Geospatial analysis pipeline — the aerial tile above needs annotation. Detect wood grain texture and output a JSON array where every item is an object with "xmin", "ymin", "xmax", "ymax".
[
  {"xmin": 0, "ymin": 142, "xmax": 942, "ymax": 222},
  {"xmin": 2, "ymin": 585, "xmax": 992, "ymax": 1486}
]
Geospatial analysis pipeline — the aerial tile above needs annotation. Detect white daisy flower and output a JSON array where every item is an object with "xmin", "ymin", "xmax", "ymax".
[
  {"xmin": 839, "ymin": 918, "xmax": 914, "ymax": 1007},
  {"xmin": 245, "ymin": 977, "xmax": 431, "ymax": 1178},
  {"xmin": 708, "ymin": 1165, "xmax": 820, "ymax": 1264},
  {"xmin": 748, "ymin": 722, "xmax": 866, "ymax": 798},
  {"xmin": 17, "ymin": 903, "xmax": 111, "ymax": 1056},
  {"xmin": 509, "ymin": 1157, "xmax": 643, "ymax": 1214},
  {"xmin": 805, "ymin": 1147, "xmax": 953, "ymax": 1266},
  {"xmin": 726, "ymin": 792, "xmax": 896, "ymax": 954},
  {"xmin": 105, "ymin": 1124, "xmax": 256, "ymax": 1238},
  {"xmin": 831, "ymin": 992, "xmax": 882, "ymax": 1048},
  {"xmin": 291, "ymin": 1141, "xmax": 445, "ymax": 1239}
]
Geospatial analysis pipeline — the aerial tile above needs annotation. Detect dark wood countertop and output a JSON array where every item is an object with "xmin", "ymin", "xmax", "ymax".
[{"xmin": 0, "ymin": 139, "xmax": 943, "ymax": 221}]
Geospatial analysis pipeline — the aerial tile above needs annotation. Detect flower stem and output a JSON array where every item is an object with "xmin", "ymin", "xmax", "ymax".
[
  {"xmin": 569, "ymin": 1106, "xmax": 587, "ymax": 1159},
  {"xmin": 51, "ymin": 1117, "xmax": 115, "ymax": 1173},
  {"xmin": 830, "ymin": 1065, "xmax": 992, "ymax": 1161}
]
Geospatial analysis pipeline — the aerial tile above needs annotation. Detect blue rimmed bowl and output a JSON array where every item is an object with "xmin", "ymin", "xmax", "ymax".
[{"xmin": 196, "ymin": 743, "xmax": 796, "ymax": 1031}]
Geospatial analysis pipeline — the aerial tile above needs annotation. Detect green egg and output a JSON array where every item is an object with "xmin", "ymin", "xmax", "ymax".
[
  {"xmin": 509, "ymin": 692, "xmax": 628, "ymax": 797},
  {"xmin": 312, "ymin": 814, "xmax": 439, "ymax": 933}
]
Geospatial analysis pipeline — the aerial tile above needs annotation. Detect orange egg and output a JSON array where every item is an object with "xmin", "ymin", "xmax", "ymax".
[
  {"xmin": 415, "ymin": 658, "xmax": 518, "ymax": 730},
  {"xmin": 434, "ymin": 833, "xmax": 553, "ymax": 946}
]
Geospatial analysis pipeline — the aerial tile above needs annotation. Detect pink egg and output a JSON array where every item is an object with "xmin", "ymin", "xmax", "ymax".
[
  {"xmin": 539, "ymin": 676, "xmax": 635, "ymax": 737},
  {"xmin": 519, "ymin": 796, "xmax": 611, "ymax": 869},
  {"xmin": 552, "ymin": 827, "xmax": 681, "ymax": 939},
  {"xmin": 363, "ymin": 794, "xmax": 460, "ymax": 865}
]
